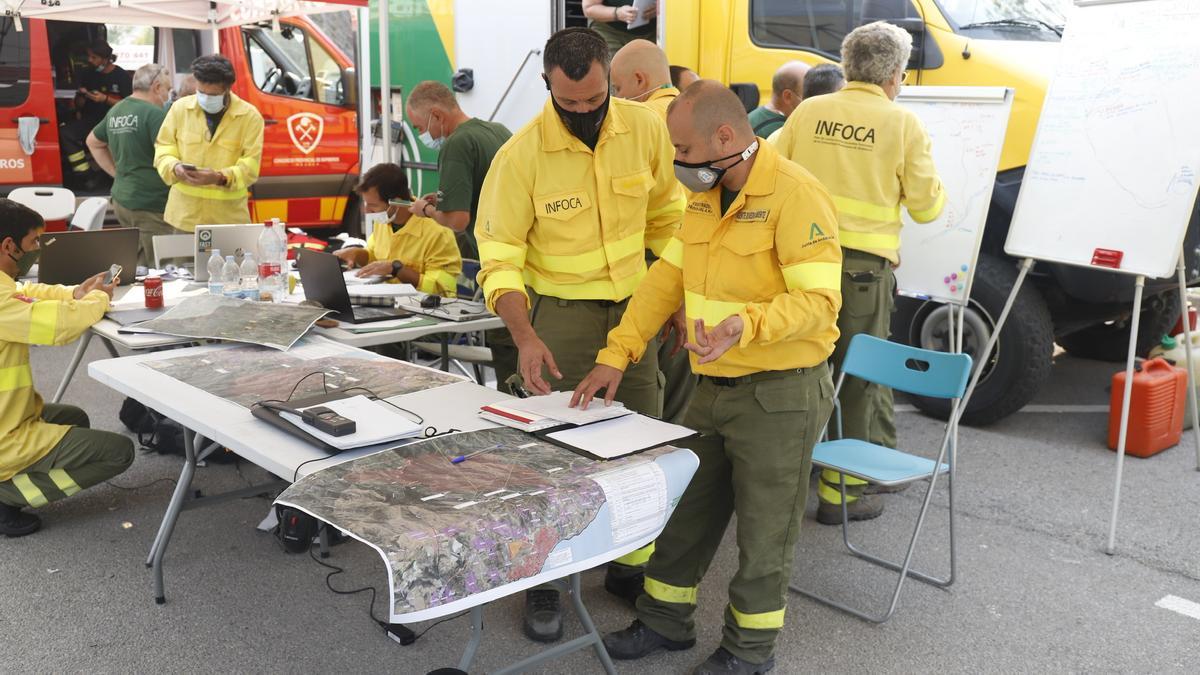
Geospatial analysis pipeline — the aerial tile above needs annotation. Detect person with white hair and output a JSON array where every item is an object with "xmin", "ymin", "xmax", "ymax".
[
  {"xmin": 87, "ymin": 63, "xmax": 181, "ymax": 266},
  {"xmin": 774, "ymin": 21, "xmax": 945, "ymax": 524}
]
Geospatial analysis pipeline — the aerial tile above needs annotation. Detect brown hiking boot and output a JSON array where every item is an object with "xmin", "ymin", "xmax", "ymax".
[{"xmin": 816, "ymin": 494, "xmax": 884, "ymax": 525}]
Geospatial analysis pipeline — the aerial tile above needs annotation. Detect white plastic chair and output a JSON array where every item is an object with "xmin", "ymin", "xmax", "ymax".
[
  {"xmin": 153, "ymin": 233, "xmax": 196, "ymax": 269},
  {"xmin": 69, "ymin": 196, "xmax": 109, "ymax": 231},
  {"xmin": 8, "ymin": 187, "xmax": 76, "ymax": 222}
]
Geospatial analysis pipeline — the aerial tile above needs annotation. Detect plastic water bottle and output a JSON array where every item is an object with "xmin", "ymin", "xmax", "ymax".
[
  {"xmin": 240, "ymin": 254, "xmax": 260, "ymax": 301},
  {"xmin": 221, "ymin": 255, "xmax": 241, "ymax": 299},
  {"xmin": 206, "ymin": 248, "xmax": 224, "ymax": 295},
  {"xmin": 257, "ymin": 221, "xmax": 286, "ymax": 302}
]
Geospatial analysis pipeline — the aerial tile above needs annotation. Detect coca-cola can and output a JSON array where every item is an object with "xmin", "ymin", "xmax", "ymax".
[{"xmin": 144, "ymin": 275, "xmax": 164, "ymax": 309}]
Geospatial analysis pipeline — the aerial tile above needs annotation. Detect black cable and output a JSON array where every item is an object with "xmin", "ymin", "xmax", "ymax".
[
  {"xmin": 412, "ymin": 611, "xmax": 470, "ymax": 640},
  {"xmin": 339, "ymin": 386, "xmax": 425, "ymax": 425},
  {"xmin": 307, "ymin": 539, "xmax": 386, "ymax": 628},
  {"xmin": 293, "ymin": 456, "xmax": 327, "ymax": 483},
  {"xmin": 104, "ymin": 477, "xmax": 178, "ymax": 490}
]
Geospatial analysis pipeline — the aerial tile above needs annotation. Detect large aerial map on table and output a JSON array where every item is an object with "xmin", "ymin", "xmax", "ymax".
[
  {"xmin": 136, "ymin": 294, "xmax": 331, "ymax": 350},
  {"xmin": 275, "ymin": 428, "xmax": 699, "ymax": 622},
  {"xmin": 141, "ymin": 340, "xmax": 461, "ymax": 408}
]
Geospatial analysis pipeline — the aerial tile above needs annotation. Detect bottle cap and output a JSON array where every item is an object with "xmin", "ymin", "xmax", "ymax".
[{"xmin": 1163, "ymin": 335, "xmax": 1177, "ymax": 349}]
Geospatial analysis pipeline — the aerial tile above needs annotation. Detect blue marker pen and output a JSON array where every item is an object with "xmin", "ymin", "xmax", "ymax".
[{"xmin": 451, "ymin": 443, "xmax": 503, "ymax": 464}]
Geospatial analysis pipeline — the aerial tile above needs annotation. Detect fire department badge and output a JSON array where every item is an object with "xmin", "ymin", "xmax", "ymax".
[{"xmin": 286, "ymin": 112, "xmax": 324, "ymax": 155}]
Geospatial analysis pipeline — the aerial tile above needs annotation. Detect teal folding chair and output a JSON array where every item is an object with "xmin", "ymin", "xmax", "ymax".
[{"xmin": 792, "ymin": 334, "xmax": 972, "ymax": 623}]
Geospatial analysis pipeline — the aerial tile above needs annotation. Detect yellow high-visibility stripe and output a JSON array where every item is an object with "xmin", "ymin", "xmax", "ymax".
[
  {"xmin": 526, "ymin": 231, "xmax": 644, "ymax": 274},
  {"xmin": 730, "ymin": 604, "xmax": 786, "ymax": 630},
  {"xmin": 525, "ymin": 268, "xmax": 642, "ymax": 302},
  {"xmin": 782, "ymin": 261, "xmax": 841, "ymax": 292},
  {"xmin": 685, "ymin": 290, "xmax": 746, "ymax": 327},
  {"xmin": 645, "ymin": 196, "xmax": 687, "ymax": 222},
  {"xmin": 908, "ymin": 189, "xmax": 946, "ymax": 223},
  {"xmin": 659, "ymin": 238, "xmax": 684, "ymax": 268},
  {"xmin": 28, "ymin": 300, "xmax": 59, "ymax": 345},
  {"xmin": 48, "ymin": 469, "xmax": 81, "ymax": 497},
  {"xmin": 0, "ymin": 364, "xmax": 33, "ymax": 392},
  {"xmin": 831, "ymin": 195, "xmax": 900, "ymax": 224},
  {"xmin": 173, "ymin": 183, "xmax": 249, "ymax": 201},
  {"xmin": 435, "ymin": 271, "xmax": 458, "ymax": 294},
  {"xmin": 478, "ymin": 241, "xmax": 527, "ymax": 268},
  {"xmin": 481, "ymin": 270, "xmax": 527, "ymax": 301},
  {"xmin": 67, "ymin": 151, "xmax": 87, "ymax": 162},
  {"xmin": 613, "ymin": 542, "xmax": 655, "ymax": 567},
  {"xmin": 645, "ymin": 237, "xmax": 671, "ymax": 257},
  {"xmin": 839, "ymin": 230, "xmax": 900, "ymax": 251},
  {"xmin": 417, "ymin": 274, "xmax": 438, "ymax": 295},
  {"xmin": 645, "ymin": 576, "xmax": 697, "ymax": 605},
  {"xmin": 12, "ymin": 475, "xmax": 48, "ymax": 508}
]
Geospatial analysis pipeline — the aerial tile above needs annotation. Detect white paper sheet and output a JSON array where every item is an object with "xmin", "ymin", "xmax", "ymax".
[
  {"xmin": 545, "ymin": 414, "xmax": 693, "ymax": 459},
  {"xmin": 344, "ymin": 270, "xmax": 386, "ymax": 285},
  {"xmin": 627, "ymin": 0, "xmax": 655, "ymax": 29},
  {"xmin": 588, "ymin": 461, "xmax": 668, "ymax": 544},
  {"xmin": 278, "ymin": 395, "xmax": 422, "ymax": 450},
  {"xmin": 508, "ymin": 391, "xmax": 630, "ymax": 425},
  {"xmin": 349, "ymin": 283, "xmax": 419, "ymax": 297}
]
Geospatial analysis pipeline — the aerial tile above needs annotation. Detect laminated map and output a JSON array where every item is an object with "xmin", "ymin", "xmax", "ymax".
[
  {"xmin": 135, "ymin": 294, "xmax": 332, "ymax": 350},
  {"xmin": 275, "ymin": 428, "xmax": 698, "ymax": 622}
]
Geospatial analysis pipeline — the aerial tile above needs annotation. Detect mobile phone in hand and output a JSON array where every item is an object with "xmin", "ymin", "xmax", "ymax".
[
  {"xmin": 103, "ymin": 263, "xmax": 122, "ymax": 285},
  {"xmin": 178, "ymin": 163, "xmax": 198, "ymax": 172},
  {"xmin": 389, "ymin": 198, "xmax": 414, "ymax": 208}
]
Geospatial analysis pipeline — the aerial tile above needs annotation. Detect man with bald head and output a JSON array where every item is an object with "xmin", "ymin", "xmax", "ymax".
[
  {"xmin": 747, "ymin": 60, "xmax": 811, "ymax": 138},
  {"xmin": 611, "ymin": 39, "xmax": 678, "ymax": 114},
  {"xmin": 573, "ymin": 80, "xmax": 841, "ymax": 674}
]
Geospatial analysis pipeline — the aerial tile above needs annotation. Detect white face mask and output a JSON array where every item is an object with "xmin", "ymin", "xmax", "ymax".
[
  {"xmin": 364, "ymin": 210, "xmax": 390, "ymax": 233},
  {"xmin": 419, "ymin": 112, "xmax": 444, "ymax": 150},
  {"xmin": 196, "ymin": 91, "xmax": 226, "ymax": 114}
]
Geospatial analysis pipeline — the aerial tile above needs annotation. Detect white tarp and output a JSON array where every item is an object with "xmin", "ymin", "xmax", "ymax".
[{"xmin": 2, "ymin": 0, "xmax": 365, "ymax": 31}]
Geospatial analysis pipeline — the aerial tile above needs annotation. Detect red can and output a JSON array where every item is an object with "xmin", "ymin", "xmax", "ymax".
[{"xmin": 144, "ymin": 276, "xmax": 164, "ymax": 309}]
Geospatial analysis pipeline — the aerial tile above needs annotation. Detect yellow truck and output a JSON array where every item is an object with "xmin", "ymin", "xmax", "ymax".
[{"xmin": 664, "ymin": 0, "xmax": 1200, "ymax": 424}]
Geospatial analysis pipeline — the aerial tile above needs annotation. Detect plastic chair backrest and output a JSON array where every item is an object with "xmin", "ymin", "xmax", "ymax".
[
  {"xmin": 153, "ymin": 233, "xmax": 196, "ymax": 269},
  {"xmin": 69, "ymin": 196, "xmax": 109, "ymax": 231},
  {"xmin": 8, "ymin": 187, "xmax": 76, "ymax": 222},
  {"xmin": 458, "ymin": 258, "xmax": 482, "ymax": 300},
  {"xmin": 841, "ymin": 334, "xmax": 972, "ymax": 400}
]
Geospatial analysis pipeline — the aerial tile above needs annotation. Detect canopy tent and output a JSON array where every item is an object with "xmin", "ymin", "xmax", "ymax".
[{"xmin": 1, "ymin": 0, "xmax": 366, "ymax": 31}]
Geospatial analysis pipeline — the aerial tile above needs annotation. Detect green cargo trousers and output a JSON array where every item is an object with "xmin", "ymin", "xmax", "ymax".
[
  {"xmin": 0, "ymin": 404, "xmax": 134, "ymax": 508},
  {"xmin": 113, "ymin": 200, "xmax": 184, "ymax": 269},
  {"xmin": 636, "ymin": 365, "xmax": 834, "ymax": 664},
  {"xmin": 820, "ymin": 249, "xmax": 897, "ymax": 505},
  {"xmin": 655, "ymin": 335, "xmax": 698, "ymax": 425}
]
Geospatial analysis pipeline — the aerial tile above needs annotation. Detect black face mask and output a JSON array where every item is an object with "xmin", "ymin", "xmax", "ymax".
[{"xmin": 550, "ymin": 90, "xmax": 610, "ymax": 149}]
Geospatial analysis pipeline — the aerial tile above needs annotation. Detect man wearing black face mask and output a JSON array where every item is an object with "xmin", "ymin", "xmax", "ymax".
[
  {"xmin": 475, "ymin": 26, "xmax": 684, "ymax": 643},
  {"xmin": 0, "ymin": 199, "xmax": 135, "ymax": 537}
]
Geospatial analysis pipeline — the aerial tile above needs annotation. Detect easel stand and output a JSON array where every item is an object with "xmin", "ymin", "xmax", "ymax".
[{"xmin": 951, "ymin": 250, "xmax": 1200, "ymax": 556}]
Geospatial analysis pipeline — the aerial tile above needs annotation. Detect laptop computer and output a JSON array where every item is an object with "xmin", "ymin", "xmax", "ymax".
[
  {"xmin": 37, "ymin": 228, "xmax": 139, "ymax": 287},
  {"xmin": 396, "ymin": 296, "xmax": 492, "ymax": 322},
  {"xmin": 296, "ymin": 249, "xmax": 409, "ymax": 324},
  {"xmin": 194, "ymin": 224, "xmax": 263, "ymax": 281}
]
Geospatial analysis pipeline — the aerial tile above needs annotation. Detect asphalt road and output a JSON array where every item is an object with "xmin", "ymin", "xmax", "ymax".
[{"xmin": 5, "ymin": 339, "xmax": 1199, "ymax": 673}]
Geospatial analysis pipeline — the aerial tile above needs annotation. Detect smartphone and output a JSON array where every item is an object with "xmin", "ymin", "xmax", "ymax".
[
  {"xmin": 178, "ymin": 163, "xmax": 198, "ymax": 172},
  {"xmin": 103, "ymin": 264, "xmax": 122, "ymax": 285},
  {"xmin": 389, "ymin": 198, "xmax": 414, "ymax": 207}
]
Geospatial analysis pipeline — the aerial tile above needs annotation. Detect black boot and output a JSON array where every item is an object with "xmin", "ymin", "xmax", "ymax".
[
  {"xmin": 0, "ymin": 504, "xmax": 41, "ymax": 537},
  {"xmin": 522, "ymin": 588, "xmax": 563, "ymax": 643},
  {"xmin": 604, "ymin": 563, "xmax": 645, "ymax": 604},
  {"xmin": 603, "ymin": 619, "xmax": 695, "ymax": 660},
  {"xmin": 693, "ymin": 647, "xmax": 775, "ymax": 674},
  {"xmin": 816, "ymin": 494, "xmax": 884, "ymax": 525}
]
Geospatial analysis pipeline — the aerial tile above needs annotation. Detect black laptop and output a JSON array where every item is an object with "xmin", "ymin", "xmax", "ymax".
[
  {"xmin": 296, "ymin": 250, "xmax": 408, "ymax": 323},
  {"xmin": 37, "ymin": 228, "xmax": 139, "ymax": 286}
]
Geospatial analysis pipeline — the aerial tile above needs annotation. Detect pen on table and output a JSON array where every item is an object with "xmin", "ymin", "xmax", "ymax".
[{"xmin": 451, "ymin": 444, "xmax": 502, "ymax": 464}]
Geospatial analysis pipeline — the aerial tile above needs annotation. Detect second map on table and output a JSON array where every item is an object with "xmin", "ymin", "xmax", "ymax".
[
  {"xmin": 141, "ymin": 340, "xmax": 461, "ymax": 407},
  {"xmin": 136, "ymin": 294, "xmax": 331, "ymax": 350}
]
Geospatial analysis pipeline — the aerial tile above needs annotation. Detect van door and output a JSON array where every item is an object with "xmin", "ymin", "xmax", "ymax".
[
  {"xmin": 0, "ymin": 18, "xmax": 61, "ymax": 190},
  {"xmin": 230, "ymin": 19, "xmax": 358, "ymax": 228}
]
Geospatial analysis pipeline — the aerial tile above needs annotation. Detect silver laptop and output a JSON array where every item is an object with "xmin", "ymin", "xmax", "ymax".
[{"xmin": 194, "ymin": 224, "xmax": 264, "ymax": 281}]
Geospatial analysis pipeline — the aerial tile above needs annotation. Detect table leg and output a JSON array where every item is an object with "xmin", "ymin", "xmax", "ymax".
[
  {"xmin": 491, "ymin": 574, "xmax": 618, "ymax": 675},
  {"xmin": 100, "ymin": 336, "xmax": 120, "ymax": 359},
  {"xmin": 569, "ymin": 572, "xmax": 618, "ymax": 675},
  {"xmin": 51, "ymin": 329, "xmax": 94, "ymax": 404},
  {"xmin": 457, "ymin": 605, "xmax": 484, "ymax": 672},
  {"xmin": 150, "ymin": 427, "xmax": 198, "ymax": 605},
  {"xmin": 440, "ymin": 334, "xmax": 450, "ymax": 372}
]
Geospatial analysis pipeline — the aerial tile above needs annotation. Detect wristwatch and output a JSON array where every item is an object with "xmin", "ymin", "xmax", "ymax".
[
  {"xmin": 391, "ymin": 260, "xmax": 405, "ymax": 278},
  {"xmin": 422, "ymin": 203, "xmax": 434, "ymax": 217}
]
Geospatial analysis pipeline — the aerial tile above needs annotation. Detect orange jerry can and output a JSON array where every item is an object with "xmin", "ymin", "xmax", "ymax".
[{"xmin": 1108, "ymin": 358, "xmax": 1187, "ymax": 457}]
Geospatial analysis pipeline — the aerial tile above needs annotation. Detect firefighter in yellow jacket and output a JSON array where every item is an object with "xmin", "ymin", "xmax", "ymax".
[
  {"xmin": 475, "ymin": 28, "xmax": 684, "ymax": 642},
  {"xmin": 0, "ymin": 200, "xmax": 135, "ymax": 537},
  {"xmin": 774, "ymin": 21, "xmax": 945, "ymax": 524},
  {"xmin": 575, "ymin": 81, "xmax": 840, "ymax": 675},
  {"xmin": 154, "ymin": 55, "xmax": 264, "ymax": 232}
]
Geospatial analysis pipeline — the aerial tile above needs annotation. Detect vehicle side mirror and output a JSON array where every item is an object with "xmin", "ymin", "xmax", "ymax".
[
  {"xmin": 341, "ymin": 66, "xmax": 357, "ymax": 107},
  {"xmin": 882, "ymin": 18, "xmax": 931, "ymax": 71}
]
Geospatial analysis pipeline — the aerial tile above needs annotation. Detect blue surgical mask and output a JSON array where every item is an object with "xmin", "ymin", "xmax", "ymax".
[
  {"xmin": 419, "ymin": 112, "xmax": 444, "ymax": 150},
  {"xmin": 196, "ymin": 92, "xmax": 226, "ymax": 114}
]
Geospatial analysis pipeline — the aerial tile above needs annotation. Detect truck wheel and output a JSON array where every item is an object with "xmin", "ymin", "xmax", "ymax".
[
  {"xmin": 1056, "ymin": 290, "xmax": 1182, "ymax": 362},
  {"xmin": 890, "ymin": 253, "xmax": 1054, "ymax": 425}
]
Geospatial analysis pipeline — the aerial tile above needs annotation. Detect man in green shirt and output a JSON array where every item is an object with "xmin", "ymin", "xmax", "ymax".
[
  {"xmin": 87, "ymin": 63, "xmax": 179, "ymax": 267},
  {"xmin": 746, "ymin": 61, "xmax": 810, "ymax": 139},
  {"xmin": 405, "ymin": 81, "xmax": 519, "ymax": 391}
]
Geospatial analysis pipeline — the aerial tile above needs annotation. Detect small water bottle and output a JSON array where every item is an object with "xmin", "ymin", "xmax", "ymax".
[
  {"xmin": 257, "ymin": 221, "xmax": 286, "ymax": 302},
  {"xmin": 240, "ymin": 254, "xmax": 260, "ymax": 301},
  {"xmin": 221, "ymin": 255, "xmax": 241, "ymax": 298},
  {"xmin": 206, "ymin": 248, "xmax": 224, "ymax": 295}
]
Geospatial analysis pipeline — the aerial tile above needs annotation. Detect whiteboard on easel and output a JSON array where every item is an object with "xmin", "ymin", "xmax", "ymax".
[
  {"xmin": 1004, "ymin": 0, "xmax": 1200, "ymax": 279},
  {"xmin": 894, "ymin": 86, "xmax": 1014, "ymax": 305}
]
